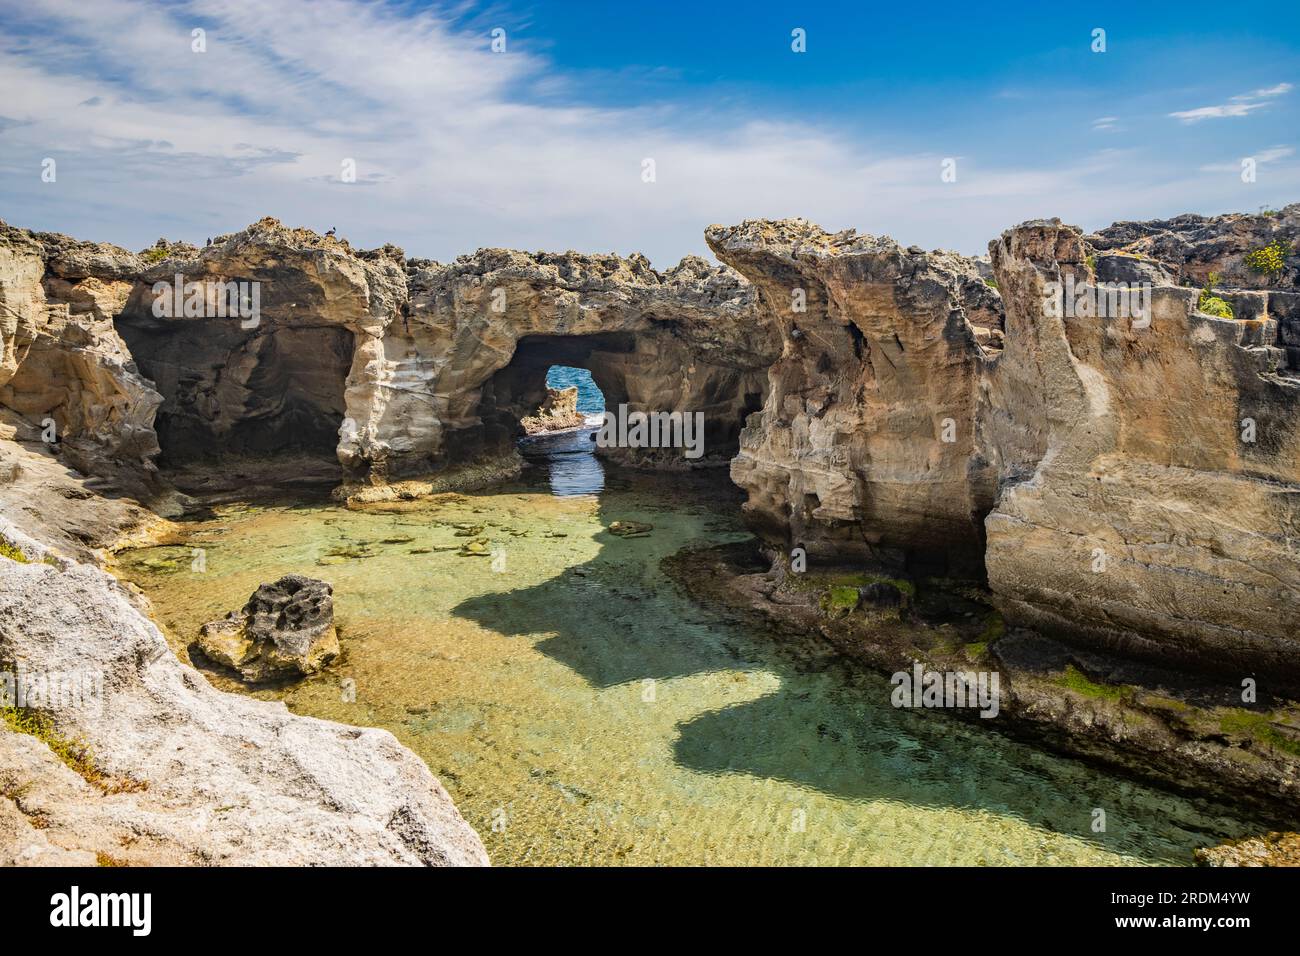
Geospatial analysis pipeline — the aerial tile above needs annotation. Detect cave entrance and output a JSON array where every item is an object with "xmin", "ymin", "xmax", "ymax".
[
  {"xmin": 517, "ymin": 365, "xmax": 607, "ymax": 498},
  {"xmin": 115, "ymin": 315, "xmax": 353, "ymax": 481},
  {"xmin": 471, "ymin": 333, "xmax": 630, "ymax": 497},
  {"xmin": 471, "ymin": 328, "xmax": 766, "ymax": 493}
]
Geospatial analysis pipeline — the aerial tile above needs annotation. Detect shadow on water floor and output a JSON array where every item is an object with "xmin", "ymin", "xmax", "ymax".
[
  {"xmin": 117, "ymin": 440, "xmax": 1257, "ymax": 864},
  {"xmin": 451, "ymin": 465, "xmax": 1253, "ymax": 865}
]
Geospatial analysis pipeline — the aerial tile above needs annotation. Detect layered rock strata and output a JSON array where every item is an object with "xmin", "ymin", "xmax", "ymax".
[
  {"xmin": 983, "ymin": 220, "xmax": 1300, "ymax": 682},
  {"xmin": 711, "ymin": 212, "xmax": 1300, "ymax": 685},
  {"xmin": 2, "ymin": 205, "xmax": 1298, "ymax": 712},
  {"xmin": 705, "ymin": 219, "xmax": 1003, "ymax": 574}
]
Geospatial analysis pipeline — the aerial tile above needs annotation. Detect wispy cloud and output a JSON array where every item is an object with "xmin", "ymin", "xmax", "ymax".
[
  {"xmin": 1199, "ymin": 145, "xmax": 1295, "ymax": 173},
  {"xmin": 1171, "ymin": 82, "xmax": 1293, "ymax": 123},
  {"xmin": 0, "ymin": 0, "xmax": 1296, "ymax": 261}
]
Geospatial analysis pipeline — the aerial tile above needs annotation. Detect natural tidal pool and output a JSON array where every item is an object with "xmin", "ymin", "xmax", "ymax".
[{"xmin": 115, "ymin": 435, "xmax": 1254, "ymax": 865}]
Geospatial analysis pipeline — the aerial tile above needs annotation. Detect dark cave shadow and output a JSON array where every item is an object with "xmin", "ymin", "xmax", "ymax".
[{"xmin": 447, "ymin": 453, "xmax": 1250, "ymax": 858}]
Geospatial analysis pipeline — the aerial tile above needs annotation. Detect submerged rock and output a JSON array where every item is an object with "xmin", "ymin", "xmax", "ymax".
[
  {"xmin": 608, "ymin": 521, "xmax": 653, "ymax": 537},
  {"xmin": 1196, "ymin": 832, "xmax": 1300, "ymax": 867},
  {"xmin": 197, "ymin": 574, "xmax": 339, "ymax": 682}
]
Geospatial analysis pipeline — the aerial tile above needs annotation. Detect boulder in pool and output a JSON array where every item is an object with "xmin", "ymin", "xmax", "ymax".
[{"xmin": 197, "ymin": 574, "xmax": 339, "ymax": 682}]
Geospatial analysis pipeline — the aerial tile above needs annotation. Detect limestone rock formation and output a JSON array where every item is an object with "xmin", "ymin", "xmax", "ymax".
[
  {"xmin": 1088, "ymin": 203, "xmax": 1300, "ymax": 291},
  {"xmin": 347, "ymin": 247, "xmax": 776, "ymax": 484},
  {"xmin": 0, "ymin": 520, "xmax": 487, "ymax": 866},
  {"xmin": 3, "ymin": 205, "xmax": 1298, "ymax": 712},
  {"xmin": 983, "ymin": 218, "xmax": 1300, "ymax": 681},
  {"xmin": 521, "ymin": 385, "xmax": 585, "ymax": 434},
  {"xmin": 12, "ymin": 217, "xmax": 775, "ymax": 494},
  {"xmin": 113, "ymin": 218, "xmax": 404, "ymax": 481},
  {"xmin": 0, "ymin": 222, "xmax": 162, "ymax": 502},
  {"xmin": 706, "ymin": 218, "xmax": 1002, "ymax": 574},
  {"xmin": 197, "ymin": 574, "xmax": 339, "ymax": 682},
  {"xmin": 708, "ymin": 212, "xmax": 1300, "ymax": 684}
]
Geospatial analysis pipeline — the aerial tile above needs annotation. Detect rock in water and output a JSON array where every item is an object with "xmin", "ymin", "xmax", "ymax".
[
  {"xmin": 521, "ymin": 385, "xmax": 586, "ymax": 433},
  {"xmin": 198, "ymin": 574, "xmax": 339, "ymax": 681}
]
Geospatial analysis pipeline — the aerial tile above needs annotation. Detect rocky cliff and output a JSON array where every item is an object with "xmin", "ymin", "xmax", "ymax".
[
  {"xmin": 0, "ymin": 225, "xmax": 164, "ymax": 505},
  {"xmin": 2, "ymin": 217, "xmax": 778, "ymax": 493},
  {"xmin": 2, "ymin": 207, "xmax": 1299, "ymax": 851},
  {"xmin": 706, "ymin": 219, "xmax": 1002, "ymax": 575},
  {"xmin": 711, "ymin": 210, "xmax": 1299, "ymax": 686},
  {"xmin": 984, "ymin": 220, "xmax": 1300, "ymax": 681}
]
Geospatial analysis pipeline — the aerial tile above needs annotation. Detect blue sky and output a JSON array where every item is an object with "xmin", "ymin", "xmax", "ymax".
[{"xmin": 1, "ymin": 0, "xmax": 1297, "ymax": 264}]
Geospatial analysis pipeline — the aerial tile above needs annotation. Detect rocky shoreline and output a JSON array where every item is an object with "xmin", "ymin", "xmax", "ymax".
[
  {"xmin": 3, "ymin": 204, "xmax": 1299, "ymax": 865},
  {"xmin": 0, "ymin": 512, "xmax": 487, "ymax": 866},
  {"xmin": 665, "ymin": 542, "xmax": 1300, "ymax": 829}
]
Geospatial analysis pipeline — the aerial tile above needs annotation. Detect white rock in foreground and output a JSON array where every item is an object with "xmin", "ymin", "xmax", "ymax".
[{"xmin": 0, "ymin": 521, "xmax": 488, "ymax": 866}]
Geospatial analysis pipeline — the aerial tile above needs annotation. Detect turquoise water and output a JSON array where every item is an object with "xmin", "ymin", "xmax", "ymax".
[
  {"xmin": 116, "ymin": 458, "xmax": 1257, "ymax": 865},
  {"xmin": 546, "ymin": 365, "xmax": 604, "ymax": 415}
]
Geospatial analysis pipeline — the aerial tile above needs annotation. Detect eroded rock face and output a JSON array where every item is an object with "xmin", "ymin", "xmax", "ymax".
[
  {"xmin": 114, "ymin": 219, "xmax": 402, "ymax": 472},
  {"xmin": 345, "ymin": 248, "xmax": 776, "ymax": 484},
  {"xmin": 708, "ymin": 212, "xmax": 1300, "ymax": 683},
  {"xmin": 11, "ymin": 218, "xmax": 774, "ymax": 490},
  {"xmin": 3, "ymin": 209, "xmax": 1298, "ymax": 688},
  {"xmin": 197, "ymin": 574, "xmax": 339, "ymax": 682},
  {"xmin": 984, "ymin": 219, "xmax": 1300, "ymax": 681},
  {"xmin": 1088, "ymin": 203, "xmax": 1300, "ymax": 291},
  {"xmin": 0, "ymin": 223, "xmax": 162, "ymax": 501},
  {"xmin": 706, "ymin": 218, "xmax": 1002, "ymax": 574}
]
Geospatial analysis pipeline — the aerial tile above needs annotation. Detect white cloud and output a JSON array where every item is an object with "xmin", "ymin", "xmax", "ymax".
[
  {"xmin": 1199, "ymin": 145, "xmax": 1295, "ymax": 173},
  {"xmin": 0, "ymin": 0, "xmax": 1295, "ymax": 262},
  {"xmin": 1234, "ymin": 83, "xmax": 1293, "ymax": 100},
  {"xmin": 1171, "ymin": 82, "xmax": 1292, "ymax": 123}
]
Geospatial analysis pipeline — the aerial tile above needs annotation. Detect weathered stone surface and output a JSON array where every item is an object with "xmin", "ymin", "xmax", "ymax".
[
  {"xmin": 1088, "ymin": 203, "xmax": 1300, "ymax": 290},
  {"xmin": 345, "ymin": 247, "xmax": 775, "ymax": 485},
  {"xmin": 197, "ymin": 574, "xmax": 339, "ymax": 682},
  {"xmin": 113, "ymin": 218, "xmax": 402, "ymax": 472},
  {"xmin": 4, "ymin": 206, "xmax": 1299, "ymax": 710},
  {"xmin": 0, "ymin": 520, "xmax": 487, "ymax": 866},
  {"xmin": 984, "ymin": 218, "xmax": 1300, "ymax": 682},
  {"xmin": 1196, "ymin": 831, "xmax": 1300, "ymax": 867},
  {"xmin": 706, "ymin": 218, "xmax": 1002, "ymax": 574},
  {"xmin": 521, "ymin": 385, "xmax": 585, "ymax": 434},
  {"xmin": 0, "ymin": 222, "xmax": 165, "ymax": 503}
]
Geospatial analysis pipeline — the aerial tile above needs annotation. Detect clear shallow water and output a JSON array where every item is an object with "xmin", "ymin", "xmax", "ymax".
[{"xmin": 115, "ymin": 453, "xmax": 1253, "ymax": 865}]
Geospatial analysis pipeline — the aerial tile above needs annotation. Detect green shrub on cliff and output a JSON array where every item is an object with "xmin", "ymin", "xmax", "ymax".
[
  {"xmin": 1197, "ymin": 272, "xmax": 1235, "ymax": 318},
  {"xmin": 1198, "ymin": 293, "xmax": 1235, "ymax": 318},
  {"xmin": 1245, "ymin": 240, "xmax": 1286, "ymax": 280}
]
